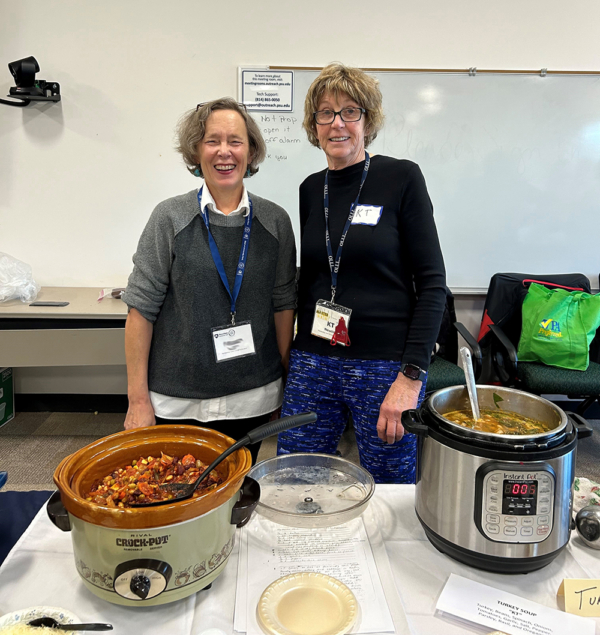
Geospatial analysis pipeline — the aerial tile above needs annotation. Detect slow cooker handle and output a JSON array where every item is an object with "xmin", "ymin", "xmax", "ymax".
[
  {"xmin": 401, "ymin": 409, "xmax": 429, "ymax": 437},
  {"xmin": 568, "ymin": 412, "xmax": 593, "ymax": 439},
  {"xmin": 47, "ymin": 490, "xmax": 71, "ymax": 532},
  {"xmin": 231, "ymin": 476, "xmax": 260, "ymax": 528}
]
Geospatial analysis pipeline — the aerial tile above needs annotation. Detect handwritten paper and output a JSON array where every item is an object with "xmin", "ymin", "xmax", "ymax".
[
  {"xmin": 436, "ymin": 574, "xmax": 595, "ymax": 635},
  {"xmin": 558, "ymin": 579, "xmax": 600, "ymax": 617},
  {"xmin": 234, "ymin": 516, "xmax": 394, "ymax": 634}
]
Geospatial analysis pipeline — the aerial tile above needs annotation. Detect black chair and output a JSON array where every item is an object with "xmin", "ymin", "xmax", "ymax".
[
  {"xmin": 479, "ymin": 273, "xmax": 600, "ymax": 416},
  {"xmin": 426, "ymin": 287, "xmax": 482, "ymax": 393}
]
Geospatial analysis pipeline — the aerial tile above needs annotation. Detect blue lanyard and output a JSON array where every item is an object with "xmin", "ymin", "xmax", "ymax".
[
  {"xmin": 324, "ymin": 152, "xmax": 370, "ymax": 303},
  {"xmin": 197, "ymin": 187, "xmax": 253, "ymax": 324}
]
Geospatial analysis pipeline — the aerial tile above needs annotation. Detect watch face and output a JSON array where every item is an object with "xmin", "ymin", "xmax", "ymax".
[{"xmin": 404, "ymin": 364, "xmax": 421, "ymax": 380}]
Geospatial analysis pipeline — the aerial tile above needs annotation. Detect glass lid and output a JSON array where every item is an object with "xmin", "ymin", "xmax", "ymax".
[{"xmin": 248, "ymin": 453, "xmax": 375, "ymax": 528}]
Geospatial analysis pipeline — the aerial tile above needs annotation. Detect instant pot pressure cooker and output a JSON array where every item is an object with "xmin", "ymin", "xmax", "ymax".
[
  {"xmin": 48, "ymin": 425, "xmax": 259, "ymax": 607},
  {"xmin": 402, "ymin": 386, "xmax": 592, "ymax": 573}
]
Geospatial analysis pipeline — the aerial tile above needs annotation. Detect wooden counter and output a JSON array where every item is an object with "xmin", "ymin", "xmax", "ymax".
[{"xmin": 0, "ymin": 288, "xmax": 127, "ymax": 367}]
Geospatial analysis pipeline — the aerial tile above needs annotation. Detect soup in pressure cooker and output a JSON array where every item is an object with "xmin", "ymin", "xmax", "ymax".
[
  {"xmin": 87, "ymin": 452, "xmax": 223, "ymax": 507},
  {"xmin": 444, "ymin": 409, "xmax": 554, "ymax": 435}
]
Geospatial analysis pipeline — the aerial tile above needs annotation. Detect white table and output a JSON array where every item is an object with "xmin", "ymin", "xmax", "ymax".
[{"xmin": 1, "ymin": 486, "xmax": 599, "ymax": 635}]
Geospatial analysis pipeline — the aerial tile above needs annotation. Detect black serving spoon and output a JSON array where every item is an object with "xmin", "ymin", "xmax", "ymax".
[
  {"xmin": 130, "ymin": 411, "xmax": 317, "ymax": 507},
  {"xmin": 28, "ymin": 618, "xmax": 113, "ymax": 631}
]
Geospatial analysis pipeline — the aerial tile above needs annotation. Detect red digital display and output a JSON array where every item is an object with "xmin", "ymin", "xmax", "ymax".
[
  {"xmin": 508, "ymin": 483, "xmax": 536, "ymax": 495},
  {"xmin": 502, "ymin": 479, "xmax": 538, "ymax": 515}
]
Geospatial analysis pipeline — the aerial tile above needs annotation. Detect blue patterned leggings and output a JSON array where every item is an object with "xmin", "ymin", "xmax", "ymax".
[{"xmin": 277, "ymin": 350, "xmax": 427, "ymax": 484}]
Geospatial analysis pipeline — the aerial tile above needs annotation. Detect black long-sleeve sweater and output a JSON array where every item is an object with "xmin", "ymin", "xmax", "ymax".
[{"xmin": 294, "ymin": 155, "xmax": 446, "ymax": 371}]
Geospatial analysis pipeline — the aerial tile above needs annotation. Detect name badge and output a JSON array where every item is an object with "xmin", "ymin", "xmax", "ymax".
[
  {"xmin": 351, "ymin": 205, "xmax": 383, "ymax": 226},
  {"xmin": 311, "ymin": 300, "xmax": 352, "ymax": 346},
  {"xmin": 212, "ymin": 321, "xmax": 256, "ymax": 362}
]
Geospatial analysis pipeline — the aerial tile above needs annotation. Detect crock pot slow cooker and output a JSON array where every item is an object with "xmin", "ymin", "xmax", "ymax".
[
  {"xmin": 48, "ymin": 425, "xmax": 259, "ymax": 606},
  {"xmin": 402, "ymin": 385, "xmax": 592, "ymax": 573}
]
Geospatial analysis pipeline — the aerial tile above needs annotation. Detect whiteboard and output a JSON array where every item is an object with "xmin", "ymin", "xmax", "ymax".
[{"xmin": 240, "ymin": 69, "xmax": 600, "ymax": 291}]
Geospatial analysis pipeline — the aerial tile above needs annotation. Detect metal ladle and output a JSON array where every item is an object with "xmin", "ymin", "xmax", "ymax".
[{"xmin": 460, "ymin": 346, "xmax": 480, "ymax": 421}]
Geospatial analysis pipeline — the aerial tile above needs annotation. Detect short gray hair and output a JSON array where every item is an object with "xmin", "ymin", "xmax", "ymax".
[{"xmin": 176, "ymin": 98, "xmax": 266, "ymax": 177}]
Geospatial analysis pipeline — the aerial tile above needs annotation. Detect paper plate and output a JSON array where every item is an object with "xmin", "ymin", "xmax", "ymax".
[
  {"xmin": 257, "ymin": 572, "xmax": 358, "ymax": 635},
  {"xmin": 0, "ymin": 606, "xmax": 80, "ymax": 629}
]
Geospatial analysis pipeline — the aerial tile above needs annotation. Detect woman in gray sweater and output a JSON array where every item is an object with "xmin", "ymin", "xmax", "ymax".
[{"xmin": 122, "ymin": 98, "xmax": 297, "ymax": 461}]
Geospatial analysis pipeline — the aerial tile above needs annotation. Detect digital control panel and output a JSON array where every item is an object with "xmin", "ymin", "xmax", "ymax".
[{"xmin": 480, "ymin": 469, "xmax": 554, "ymax": 543}]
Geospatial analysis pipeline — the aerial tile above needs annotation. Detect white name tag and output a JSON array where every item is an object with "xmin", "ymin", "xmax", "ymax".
[
  {"xmin": 212, "ymin": 321, "xmax": 256, "ymax": 362},
  {"xmin": 351, "ymin": 205, "xmax": 383, "ymax": 226},
  {"xmin": 311, "ymin": 300, "xmax": 352, "ymax": 346}
]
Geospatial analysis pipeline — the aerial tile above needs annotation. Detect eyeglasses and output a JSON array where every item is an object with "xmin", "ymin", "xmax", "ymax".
[
  {"xmin": 196, "ymin": 102, "xmax": 247, "ymax": 112},
  {"xmin": 313, "ymin": 107, "xmax": 366, "ymax": 125}
]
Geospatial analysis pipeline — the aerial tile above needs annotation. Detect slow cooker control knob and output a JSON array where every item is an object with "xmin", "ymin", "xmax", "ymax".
[
  {"xmin": 130, "ymin": 574, "xmax": 151, "ymax": 599},
  {"xmin": 113, "ymin": 559, "xmax": 173, "ymax": 601}
]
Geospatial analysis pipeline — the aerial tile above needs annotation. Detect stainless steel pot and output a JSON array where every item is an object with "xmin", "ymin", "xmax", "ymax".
[
  {"xmin": 402, "ymin": 385, "xmax": 592, "ymax": 573},
  {"xmin": 48, "ymin": 425, "xmax": 259, "ymax": 606}
]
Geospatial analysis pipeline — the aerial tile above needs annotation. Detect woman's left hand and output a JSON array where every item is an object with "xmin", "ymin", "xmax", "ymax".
[{"xmin": 377, "ymin": 374, "xmax": 422, "ymax": 444}]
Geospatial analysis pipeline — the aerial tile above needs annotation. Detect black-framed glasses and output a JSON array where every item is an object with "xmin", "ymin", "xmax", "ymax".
[
  {"xmin": 313, "ymin": 107, "xmax": 365, "ymax": 125},
  {"xmin": 196, "ymin": 102, "xmax": 247, "ymax": 112}
]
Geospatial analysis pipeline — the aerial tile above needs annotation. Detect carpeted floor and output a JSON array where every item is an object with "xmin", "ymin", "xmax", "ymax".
[{"xmin": 0, "ymin": 411, "xmax": 597, "ymax": 491}]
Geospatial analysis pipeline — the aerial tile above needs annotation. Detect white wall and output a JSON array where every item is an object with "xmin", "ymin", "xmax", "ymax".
[{"xmin": 2, "ymin": 0, "xmax": 598, "ymax": 393}]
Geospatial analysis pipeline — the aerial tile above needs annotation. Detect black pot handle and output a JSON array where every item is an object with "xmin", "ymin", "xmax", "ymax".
[
  {"xmin": 47, "ymin": 490, "xmax": 71, "ymax": 532},
  {"xmin": 568, "ymin": 412, "xmax": 593, "ymax": 439},
  {"xmin": 230, "ymin": 476, "xmax": 260, "ymax": 528},
  {"xmin": 401, "ymin": 409, "xmax": 429, "ymax": 437}
]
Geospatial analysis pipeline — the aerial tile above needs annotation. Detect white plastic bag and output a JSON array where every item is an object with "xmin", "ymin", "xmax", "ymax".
[{"xmin": 0, "ymin": 252, "xmax": 41, "ymax": 302}]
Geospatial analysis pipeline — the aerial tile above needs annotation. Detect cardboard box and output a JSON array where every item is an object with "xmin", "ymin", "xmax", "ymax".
[{"xmin": 0, "ymin": 367, "xmax": 15, "ymax": 427}]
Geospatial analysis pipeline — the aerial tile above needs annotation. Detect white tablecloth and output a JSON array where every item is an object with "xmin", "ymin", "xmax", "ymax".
[{"xmin": 1, "ymin": 486, "xmax": 599, "ymax": 635}]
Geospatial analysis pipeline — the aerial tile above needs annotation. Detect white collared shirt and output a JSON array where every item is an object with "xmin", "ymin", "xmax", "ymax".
[
  {"xmin": 149, "ymin": 184, "xmax": 282, "ymax": 422},
  {"xmin": 201, "ymin": 182, "xmax": 250, "ymax": 217}
]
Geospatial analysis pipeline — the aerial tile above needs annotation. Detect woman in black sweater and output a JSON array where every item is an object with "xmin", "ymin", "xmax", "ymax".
[{"xmin": 277, "ymin": 63, "xmax": 446, "ymax": 483}]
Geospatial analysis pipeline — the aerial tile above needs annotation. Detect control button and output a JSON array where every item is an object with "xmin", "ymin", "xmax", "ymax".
[
  {"xmin": 487, "ymin": 514, "xmax": 500, "ymax": 524},
  {"xmin": 521, "ymin": 527, "xmax": 534, "ymax": 536},
  {"xmin": 539, "ymin": 505, "xmax": 550, "ymax": 514},
  {"xmin": 539, "ymin": 497, "xmax": 550, "ymax": 504},
  {"xmin": 490, "ymin": 476, "xmax": 499, "ymax": 483},
  {"xmin": 505, "ymin": 517, "xmax": 517, "ymax": 525},
  {"xmin": 504, "ymin": 526, "xmax": 517, "ymax": 536},
  {"xmin": 490, "ymin": 495, "xmax": 498, "ymax": 502},
  {"xmin": 488, "ymin": 505, "xmax": 499, "ymax": 513},
  {"xmin": 540, "ymin": 487, "xmax": 550, "ymax": 494},
  {"xmin": 538, "ymin": 516, "xmax": 549, "ymax": 525},
  {"xmin": 537, "ymin": 525, "xmax": 550, "ymax": 535},
  {"xmin": 486, "ymin": 524, "xmax": 500, "ymax": 535},
  {"xmin": 522, "ymin": 518, "xmax": 534, "ymax": 526},
  {"xmin": 491, "ymin": 486, "xmax": 498, "ymax": 494}
]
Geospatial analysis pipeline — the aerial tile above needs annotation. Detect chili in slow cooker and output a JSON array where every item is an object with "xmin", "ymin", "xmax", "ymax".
[{"xmin": 87, "ymin": 453, "xmax": 222, "ymax": 508}]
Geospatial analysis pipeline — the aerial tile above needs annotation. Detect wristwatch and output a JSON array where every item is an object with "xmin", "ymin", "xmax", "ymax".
[{"xmin": 400, "ymin": 362, "xmax": 426, "ymax": 382}]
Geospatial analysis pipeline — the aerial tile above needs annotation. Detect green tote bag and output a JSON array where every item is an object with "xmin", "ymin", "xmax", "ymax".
[{"xmin": 517, "ymin": 282, "xmax": 600, "ymax": 371}]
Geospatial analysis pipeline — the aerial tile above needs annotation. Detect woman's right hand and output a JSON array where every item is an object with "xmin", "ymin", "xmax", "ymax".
[{"xmin": 124, "ymin": 399, "xmax": 156, "ymax": 429}]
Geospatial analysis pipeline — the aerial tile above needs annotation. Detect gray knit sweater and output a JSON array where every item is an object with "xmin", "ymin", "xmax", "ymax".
[{"xmin": 122, "ymin": 189, "xmax": 297, "ymax": 399}]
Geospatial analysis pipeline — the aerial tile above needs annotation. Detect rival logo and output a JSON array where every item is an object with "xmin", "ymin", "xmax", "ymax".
[{"xmin": 538, "ymin": 318, "xmax": 562, "ymax": 338}]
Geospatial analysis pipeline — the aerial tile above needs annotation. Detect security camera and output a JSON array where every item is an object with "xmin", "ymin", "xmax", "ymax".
[{"xmin": 6, "ymin": 56, "xmax": 60, "ymax": 103}]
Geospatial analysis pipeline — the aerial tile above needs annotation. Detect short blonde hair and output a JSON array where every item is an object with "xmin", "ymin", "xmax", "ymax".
[
  {"xmin": 176, "ymin": 98, "xmax": 266, "ymax": 177},
  {"xmin": 303, "ymin": 63, "xmax": 384, "ymax": 149}
]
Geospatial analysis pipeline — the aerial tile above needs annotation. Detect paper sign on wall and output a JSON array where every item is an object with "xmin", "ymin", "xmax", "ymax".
[
  {"xmin": 557, "ymin": 579, "xmax": 600, "ymax": 616},
  {"xmin": 240, "ymin": 70, "xmax": 293, "ymax": 112}
]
